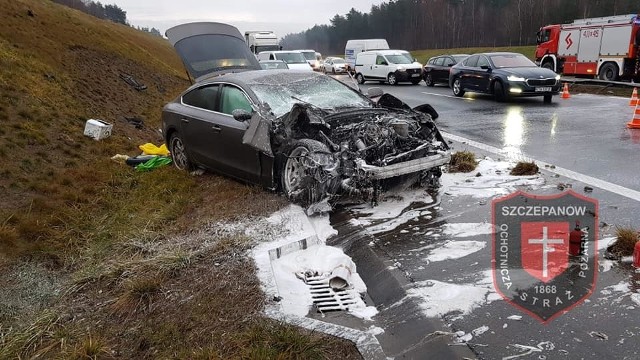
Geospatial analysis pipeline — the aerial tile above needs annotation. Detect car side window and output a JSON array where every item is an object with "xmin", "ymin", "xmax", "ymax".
[
  {"xmin": 182, "ymin": 85, "xmax": 220, "ymax": 112},
  {"xmin": 269, "ymin": 54, "xmax": 275, "ymax": 60},
  {"xmin": 443, "ymin": 57, "xmax": 455, "ymax": 66},
  {"xmin": 434, "ymin": 57, "xmax": 445, "ymax": 66},
  {"xmin": 477, "ymin": 55, "xmax": 490, "ymax": 68},
  {"xmin": 376, "ymin": 55, "xmax": 386, "ymax": 65},
  {"xmin": 428, "ymin": 58, "xmax": 435, "ymax": 65},
  {"xmin": 220, "ymin": 85, "xmax": 253, "ymax": 116},
  {"xmin": 464, "ymin": 55, "xmax": 479, "ymax": 68}
]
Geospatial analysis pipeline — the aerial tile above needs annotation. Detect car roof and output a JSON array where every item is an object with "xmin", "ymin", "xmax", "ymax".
[
  {"xmin": 476, "ymin": 52, "xmax": 522, "ymax": 56},
  {"xmin": 260, "ymin": 50, "xmax": 303, "ymax": 54},
  {"xmin": 191, "ymin": 69, "xmax": 324, "ymax": 87}
]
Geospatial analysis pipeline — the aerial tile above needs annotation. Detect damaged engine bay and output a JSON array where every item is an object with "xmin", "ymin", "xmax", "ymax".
[{"xmin": 268, "ymin": 94, "xmax": 451, "ymax": 206}]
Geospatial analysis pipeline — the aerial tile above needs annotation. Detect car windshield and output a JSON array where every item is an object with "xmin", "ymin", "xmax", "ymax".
[
  {"xmin": 386, "ymin": 54, "xmax": 412, "ymax": 64},
  {"xmin": 249, "ymin": 73, "xmax": 372, "ymax": 117},
  {"xmin": 275, "ymin": 52, "xmax": 306, "ymax": 64},
  {"xmin": 300, "ymin": 51, "xmax": 316, "ymax": 60},
  {"xmin": 489, "ymin": 54, "xmax": 536, "ymax": 68},
  {"xmin": 333, "ymin": 59, "xmax": 346, "ymax": 64}
]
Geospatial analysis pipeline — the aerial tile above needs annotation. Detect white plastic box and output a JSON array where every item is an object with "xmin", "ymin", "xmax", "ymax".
[{"xmin": 83, "ymin": 119, "xmax": 112, "ymax": 140}]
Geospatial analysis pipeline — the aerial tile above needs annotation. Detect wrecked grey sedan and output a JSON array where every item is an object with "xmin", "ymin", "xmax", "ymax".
[{"xmin": 162, "ymin": 22, "xmax": 451, "ymax": 205}]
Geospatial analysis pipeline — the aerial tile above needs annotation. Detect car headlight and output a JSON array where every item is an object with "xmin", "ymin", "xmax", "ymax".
[
  {"xmin": 507, "ymin": 75, "xmax": 525, "ymax": 82},
  {"xmin": 555, "ymin": 75, "xmax": 561, "ymax": 80},
  {"xmin": 397, "ymin": 66, "xmax": 406, "ymax": 71}
]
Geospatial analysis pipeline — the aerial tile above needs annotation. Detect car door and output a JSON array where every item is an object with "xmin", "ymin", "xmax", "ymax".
[
  {"xmin": 475, "ymin": 55, "xmax": 492, "ymax": 92},
  {"xmin": 215, "ymin": 84, "xmax": 262, "ymax": 183},
  {"xmin": 440, "ymin": 56, "xmax": 456, "ymax": 83},
  {"xmin": 179, "ymin": 84, "xmax": 224, "ymax": 169},
  {"xmin": 433, "ymin": 57, "xmax": 446, "ymax": 82},
  {"xmin": 373, "ymin": 55, "xmax": 389, "ymax": 80},
  {"xmin": 459, "ymin": 55, "xmax": 479, "ymax": 90}
]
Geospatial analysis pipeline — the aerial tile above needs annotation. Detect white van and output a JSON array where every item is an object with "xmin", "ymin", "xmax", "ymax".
[
  {"xmin": 345, "ymin": 39, "xmax": 389, "ymax": 71},
  {"xmin": 297, "ymin": 49, "xmax": 322, "ymax": 71},
  {"xmin": 257, "ymin": 51, "xmax": 313, "ymax": 71},
  {"xmin": 354, "ymin": 50, "xmax": 423, "ymax": 85}
]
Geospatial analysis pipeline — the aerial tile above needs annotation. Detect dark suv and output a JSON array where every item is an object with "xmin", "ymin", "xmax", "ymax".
[{"xmin": 423, "ymin": 54, "xmax": 469, "ymax": 86}]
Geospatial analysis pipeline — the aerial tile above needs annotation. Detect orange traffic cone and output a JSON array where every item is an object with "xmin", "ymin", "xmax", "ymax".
[
  {"xmin": 561, "ymin": 83, "xmax": 571, "ymax": 99},
  {"xmin": 630, "ymin": 88, "xmax": 638, "ymax": 106},
  {"xmin": 628, "ymin": 103, "xmax": 640, "ymax": 129}
]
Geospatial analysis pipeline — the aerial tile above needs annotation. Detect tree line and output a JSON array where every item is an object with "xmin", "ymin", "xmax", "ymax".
[
  {"xmin": 281, "ymin": 0, "xmax": 639, "ymax": 54},
  {"xmin": 51, "ymin": 0, "xmax": 161, "ymax": 37}
]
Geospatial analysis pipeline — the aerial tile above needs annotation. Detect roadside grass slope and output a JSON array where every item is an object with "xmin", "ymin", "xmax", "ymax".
[
  {"xmin": 0, "ymin": 1, "xmax": 360, "ymax": 358},
  {"xmin": 411, "ymin": 45, "xmax": 536, "ymax": 63}
]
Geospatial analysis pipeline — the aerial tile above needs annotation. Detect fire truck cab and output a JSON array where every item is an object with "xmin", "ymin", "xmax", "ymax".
[{"xmin": 535, "ymin": 14, "xmax": 640, "ymax": 81}]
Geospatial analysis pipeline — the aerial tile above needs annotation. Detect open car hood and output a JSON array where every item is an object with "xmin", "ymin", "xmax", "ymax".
[{"xmin": 165, "ymin": 22, "xmax": 261, "ymax": 81}]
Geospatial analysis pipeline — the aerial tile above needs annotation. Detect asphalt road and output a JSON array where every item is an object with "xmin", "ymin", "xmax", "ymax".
[{"xmin": 328, "ymin": 75, "xmax": 640, "ymax": 359}]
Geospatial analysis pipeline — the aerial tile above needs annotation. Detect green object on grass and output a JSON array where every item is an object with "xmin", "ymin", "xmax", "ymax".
[{"xmin": 135, "ymin": 156, "xmax": 172, "ymax": 172}]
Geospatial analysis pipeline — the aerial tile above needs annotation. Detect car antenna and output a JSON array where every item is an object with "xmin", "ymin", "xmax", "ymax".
[
  {"xmin": 184, "ymin": 68, "xmax": 193, "ymax": 85},
  {"xmin": 347, "ymin": 71, "xmax": 360, "ymax": 92}
]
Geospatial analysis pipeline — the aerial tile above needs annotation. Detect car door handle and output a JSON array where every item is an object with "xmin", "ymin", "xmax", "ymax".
[
  {"xmin": 211, "ymin": 125, "xmax": 222, "ymax": 133},
  {"xmin": 181, "ymin": 118, "xmax": 189, "ymax": 124}
]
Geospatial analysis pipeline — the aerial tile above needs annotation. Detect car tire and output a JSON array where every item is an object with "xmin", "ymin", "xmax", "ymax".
[
  {"xmin": 543, "ymin": 94, "xmax": 552, "ymax": 104},
  {"xmin": 387, "ymin": 73, "xmax": 398, "ymax": 85},
  {"xmin": 332, "ymin": 68, "xmax": 336, "ymax": 75},
  {"xmin": 541, "ymin": 61, "xmax": 555, "ymax": 71},
  {"xmin": 452, "ymin": 77, "xmax": 465, "ymax": 97},
  {"xmin": 598, "ymin": 63, "xmax": 618, "ymax": 81},
  {"xmin": 494, "ymin": 81, "xmax": 507, "ymax": 102},
  {"xmin": 169, "ymin": 132, "xmax": 193, "ymax": 171},
  {"xmin": 425, "ymin": 73, "xmax": 435, "ymax": 87},
  {"xmin": 280, "ymin": 139, "xmax": 338, "ymax": 206},
  {"xmin": 356, "ymin": 73, "xmax": 365, "ymax": 84}
]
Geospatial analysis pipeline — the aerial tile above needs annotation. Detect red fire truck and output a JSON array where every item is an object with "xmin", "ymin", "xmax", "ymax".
[{"xmin": 535, "ymin": 14, "xmax": 640, "ymax": 81}]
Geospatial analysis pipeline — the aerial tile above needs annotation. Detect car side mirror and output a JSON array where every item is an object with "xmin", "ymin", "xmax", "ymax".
[
  {"xmin": 448, "ymin": 63, "xmax": 455, "ymax": 67},
  {"xmin": 480, "ymin": 65, "xmax": 492, "ymax": 71},
  {"xmin": 381, "ymin": 61, "xmax": 388, "ymax": 66},
  {"xmin": 232, "ymin": 109, "xmax": 252, "ymax": 121},
  {"xmin": 366, "ymin": 87, "xmax": 384, "ymax": 98}
]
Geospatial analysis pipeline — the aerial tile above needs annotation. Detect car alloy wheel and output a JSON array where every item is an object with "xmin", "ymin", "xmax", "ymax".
[
  {"xmin": 356, "ymin": 73, "xmax": 365, "ymax": 84},
  {"xmin": 494, "ymin": 81, "xmax": 507, "ymax": 102},
  {"xmin": 388, "ymin": 73, "xmax": 397, "ymax": 85},
  {"xmin": 452, "ymin": 78, "xmax": 464, "ymax": 97},
  {"xmin": 169, "ymin": 133, "xmax": 192, "ymax": 171},
  {"xmin": 425, "ymin": 73, "xmax": 434, "ymax": 86}
]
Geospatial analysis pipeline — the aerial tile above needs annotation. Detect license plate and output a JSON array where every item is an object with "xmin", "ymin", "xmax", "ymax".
[
  {"xmin": 535, "ymin": 87, "xmax": 552, "ymax": 92},
  {"xmin": 411, "ymin": 73, "xmax": 420, "ymax": 77}
]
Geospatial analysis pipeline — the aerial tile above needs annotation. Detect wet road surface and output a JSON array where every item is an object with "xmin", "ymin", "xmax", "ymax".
[{"xmin": 327, "ymin": 75, "xmax": 640, "ymax": 359}]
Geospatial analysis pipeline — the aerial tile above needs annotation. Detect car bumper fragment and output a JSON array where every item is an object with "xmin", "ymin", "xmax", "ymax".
[{"xmin": 357, "ymin": 152, "xmax": 451, "ymax": 180}]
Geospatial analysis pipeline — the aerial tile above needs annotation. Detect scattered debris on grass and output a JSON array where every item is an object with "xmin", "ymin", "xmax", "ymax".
[
  {"xmin": 448, "ymin": 151, "xmax": 477, "ymax": 173},
  {"xmin": 606, "ymin": 227, "xmax": 639, "ymax": 258},
  {"xmin": 510, "ymin": 161, "xmax": 539, "ymax": 176}
]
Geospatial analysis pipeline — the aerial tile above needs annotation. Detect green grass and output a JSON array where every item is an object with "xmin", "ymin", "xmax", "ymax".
[{"xmin": 410, "ymin": 45, "xmax": 536, "ymax": 64}]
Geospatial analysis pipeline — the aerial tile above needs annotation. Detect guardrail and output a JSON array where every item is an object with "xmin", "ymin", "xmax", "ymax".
[{"xmin": 561, "ymin": 76, "xmax": 640, "ymax": 88}]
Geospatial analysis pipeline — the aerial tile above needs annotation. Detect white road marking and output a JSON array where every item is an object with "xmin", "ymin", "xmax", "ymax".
[
  {"xmin": 441, "ymin": 131, "xmax": 640, "ymax": 202},
  {"xmin": 421, "ymin": 92, "xmax": 469, "ymax": 100}
]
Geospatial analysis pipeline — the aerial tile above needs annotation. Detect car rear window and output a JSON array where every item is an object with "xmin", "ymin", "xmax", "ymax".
[{"xmin": 275, "ymin": 52, "xmax": 306, "ymax": 64}]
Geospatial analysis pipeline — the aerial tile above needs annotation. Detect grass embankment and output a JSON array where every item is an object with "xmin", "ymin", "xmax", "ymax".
[
  {"xmin": 0, "ymin": 1, "xmax": 360, "ymax": 358},
  {"xmin": 411, "ymin": 45, "xmax": 536, "ymax": 64}
]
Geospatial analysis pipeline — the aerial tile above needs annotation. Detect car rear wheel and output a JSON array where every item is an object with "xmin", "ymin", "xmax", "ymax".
[
  {"xmin": 598, "ymin": 63, "xmax": 619, "ymax": 81},
  {"xmin": 452, "ymin": 78, "xmax": 465, "ymax": 97},
  {"xmin": 169, "ymin": 132, "xmax": 193, "ymax": 171},
  {"xmin": 281, "ymin": 139, "xmax": 338, "ymax": 206},
  {"xmin": 356, "ymin": 73, "xmax": 365, "ymax": 84},
  {"xmin": 387, "ymin": 73, "xmax": 398, "ymax": 85},
  {"xmin": 494, "ymin": 81, "xmax": 507, "ymax": 102},
  {"xmin": 425, "ymin": 73, "xmax": 435, "ymax": 87}
]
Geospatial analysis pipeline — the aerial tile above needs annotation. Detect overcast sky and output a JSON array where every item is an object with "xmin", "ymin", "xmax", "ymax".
[{"xmin": 116, "ymin": 0, "xmax": 386, "ymax": 38}]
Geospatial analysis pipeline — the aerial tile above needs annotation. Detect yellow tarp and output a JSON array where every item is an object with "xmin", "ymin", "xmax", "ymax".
[{"xmin": 139, "ymin": 143, "xmax": 169, "ymax": 156}]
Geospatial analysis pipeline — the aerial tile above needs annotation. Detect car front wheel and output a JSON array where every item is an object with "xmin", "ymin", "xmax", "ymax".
[
  {"xmin": 281, "ymin": 139, "xmax": 338, "ymax": 206},
  {"xmin": 388, "ymin": 73, "xmax": 398, "ymax": 85},
  {"xmin": 452, "ymin": 78, "xmax": 465, "ymax": 97},
  {"xmin": 425, "ymin": 73, "xmax": 434, "ymax": 87},
  {"xmin": 356, "ymin": 73, "xmax": 365, "ymax": 84},
  {"xmin": 169, "ymin": 132, "xmax": 193, "ymax": 171},
  {"xmin": 494, "ymin": 81, "xmax": 507, "ymax": 102}
]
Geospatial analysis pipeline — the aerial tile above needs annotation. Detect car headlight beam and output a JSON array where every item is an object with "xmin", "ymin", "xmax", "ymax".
[{"xmin": 507, "ymin": 75, "xmax": 525, "ymax": 82}]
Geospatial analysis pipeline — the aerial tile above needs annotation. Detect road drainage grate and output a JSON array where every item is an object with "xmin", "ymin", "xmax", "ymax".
[{"xmin": 303, "ymin": 273, "xmax": 360, "ymax": 313}]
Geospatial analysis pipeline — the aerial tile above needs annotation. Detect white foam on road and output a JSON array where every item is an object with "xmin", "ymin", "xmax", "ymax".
[
  {"xmin": 442, "ymin": 222, "xmax": 494, "ymax": 237},
  {"xmin": 350, "ymin": 188, "xmax": 433, "ymax": 220},
  {"xmin": 424, "ymin": 240, "xmax": 486, "ymax": 262},
  {"xmin": 441, "ymin": 157, "xmax": 545, "ymax": 199},
  {"xmin": 442, "ymin": 131, "xmax": 640, "ymax": 202}
]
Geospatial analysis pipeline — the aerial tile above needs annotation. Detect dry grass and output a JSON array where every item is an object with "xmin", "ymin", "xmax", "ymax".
[
  {"xmin": 448, "ymin": 151, "xmax": 477, "ymax": 173},
  {"xmin": 0, "ymin": 1, "xmax": 359, "ymax": 358},
  {"xmin": 411, "ymin": 45, "xmax": 536, "ymax": 64},
  {"xmin": 510, "ymin": 161, "xmax": 539, "ymax": 176},
  {"xmin": 608, "ymin": 227, "xmax": 640, "ymax": 257}
]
